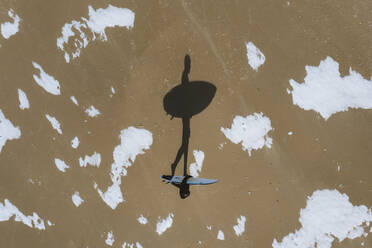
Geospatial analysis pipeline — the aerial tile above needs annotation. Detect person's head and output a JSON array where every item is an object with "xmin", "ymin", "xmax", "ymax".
[{"xmin": 184, "ymin": 55, "xmax": 191, "ymax": 74}]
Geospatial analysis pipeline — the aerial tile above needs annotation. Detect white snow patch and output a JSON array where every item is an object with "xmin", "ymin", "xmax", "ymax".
[
  {"xmin": 105, "ymin": 231, "xmax": 114, "ymax": 246},
  {"xmin": 54, "ymin": 158, "xmax": 69, "ymax": 172},
  {"xmin": 85, "ymin": 105, "xmax": 100, "ymax": 117},
  {"xmin": 57, "ymin": 5, "xmax": 135, "ymax": 63},
  {"xmin": 45, "ymin": 114, "xmax": 62, "ymax": 134},
  {"xmin": 137, "ymin": 214, "xmax": 148, "ymax": 225},
  {"xmin": 217, "ymin": 230, "xmax": 225, "ymax": 240},
  {"xmin": 272, "ymin": 189, "xmax": 372, "ymax": 248},
  {"xmin": 0, "ymin": 199, "xmax": 46, "ymax": 230},
  {"xmin": 70, "ymin": 96, "xmax": 78, "ymax": 106},
  {"xmin": 156, "ymin": 213, "xmax": 174, "ymax": 236},
  {"xmin": 79, "ymin": 152, "xmax": 101, "ymax": 167},
  {"xmin": 95, "ymin": 127, "xmax": 152, "ymax": 209},
  {"xmin": 233, "ymin": 215, "xmax": 246, "ymax": 236},
  {"xmin": 189, "ymin": 150, "xmax": 204, "ymax": 177},
  {"xmin": 122, "ymin": 242, "xmax": 143, "ymax": 248},
  {"xmin": 18, "ymin": 89, "xmax": 29, "ymax": 110},
  {"xmin": 0, "ymin": 109, "xmax": 21, "ymax": 153},
  {"xmin": 289, "ymin": 56, "xmax": 372, "ymax": 120},
  {"xmin": 221, "ymin": 113, "xmax": 273, "ymax": 156},
  {"xmin": 245, "ymin": 42, "xmax": 265, "ymax": 71},
  {"xmin": 71, "ymin": 136, "xmax": 79, "ymax": 149},
  {"xmin": 72, "ymin": 192, "xmax": 84, "ymax": 207},
  {"xmin": 110, "ymin": 87, "xmax": 115, "ymax": 97},
  {"xmin": 32, "ymin": 62, "xmax": 61, "ymax": 95},
  {"xmin": 1, "ymin": 9, "xmax": 21, "ymax": 39}
]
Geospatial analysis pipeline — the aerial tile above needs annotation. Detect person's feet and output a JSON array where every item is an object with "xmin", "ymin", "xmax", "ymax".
[
  {"xmin": 169, "ymin": 176, "xmax": 176, "ymax": 184},
  {"xmin": 182, "ymin": 174, "xmax": 192, "ymax": 183},
  {"xmin": 168, "ymin": 163, "xmax": 177, "ymax": 183}
]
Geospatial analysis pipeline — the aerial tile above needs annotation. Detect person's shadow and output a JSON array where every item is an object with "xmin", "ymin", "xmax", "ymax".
[{"xmin": 163, "ymin": 55, "xmax": 216, "ymax": 198}]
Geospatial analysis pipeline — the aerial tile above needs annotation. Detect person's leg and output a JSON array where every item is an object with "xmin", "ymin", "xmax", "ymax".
[
  {"xmin": 170, "ymin": 117, "xmax": 190, "ymax": 182},
  {"xmin": 182, "ymin": 117, "xmax": 190, "ymax": 176},
  {"xmin": 171, "ymin": 144, "xmax": 184, "ymax": 176},
  {"xmin": 170, "ymin": 118, "xmax": 187, "ymax": 178},
  {"xmin": 183, "ymin": 138, "xmax": 189, "ymax": 176}
]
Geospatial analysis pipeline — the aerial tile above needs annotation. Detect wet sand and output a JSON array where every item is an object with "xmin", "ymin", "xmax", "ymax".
[{"xmin": 1, "ymin": 0, "xmax": 372, "ymax": 247}]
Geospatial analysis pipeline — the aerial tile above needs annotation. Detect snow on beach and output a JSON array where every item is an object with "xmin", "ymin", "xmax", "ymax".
[
  {"xmin": 105, "ymin": 231, "xmax": 115, "ymax": 246},
  {"xmin": 156, "ymin": 213, "xmax": 174, "ymax": 235},
  {"xmin": 45, "ymin": 114, "xmax": 62, "ymax": 134},
  {"xmin": 110, "ymin": 86, "xmax": 115, "ymax": 98},
  {"xmin": 18, "ymin": 89, "xmax": 29, "ymax": 110},
  {"xmin": 54, "ymin": 158, "xmax": 70, "ymax": 172},
  {"xmin": 71, "ymin": 136, "xmax": 79, "ymax": 149},
  {"xmin": 0, "ymin": 109, "xmax": 21, "ymax": 153},
  {"xmin": 57, "ymin": 5, "xmax": 135, "ymax": 63},
  {"xmin": 1, "ymin": 9, "xmax": 21, "ymax": 39},
  {"xmin": 95, "ymin": 127, "xmax": 152, "ymax": 209},
  {"xmin": 85, "ymin": 105, "xmax": 100, "ymax": 117},
  {"xmin": 137, "ymin": 215, "xmax": 148, "ymax": 225},
  {"xmin": 32, "ymin": 62, "xmax": 61, "ymax": 95},
  {"xmin": 273, "ymin": 189, "xmax": 372, "ymax": 248},
  {"xmin": 72, "ymin": 192, "xmax": 84, "ymax": 207},
  {"xmin": 289, "ymin": 56, "xmax": 372, "ymax": 120},
  {"xmin": 79, "ymin": 152, "xmax": 101, "ymax": 167},
  {"xmin": 70, "ymin": 96, "xmax": 78, "ymax": 106},
  {"xmin": 233, "ymin": 215, "xmax": 246, "ymax": 236},
  {"xmin": 246, "ymin": 42, "xmax": 265, "ymax": 71},
  {"xmin": 221, "ymin": 113, "xmax": 273, "ymax": 156},
  {"xmin": 189, "ymin": 150, "xmax": 204, "ymax": 177},
  {"xmin": 217, "ymin": 230, "xmax": 225, "ymax": 240},
  {"xmin": 0, "ymin": 199, "xmax": 46, "ymax": 230},
  {"xmin": 122, "ymin": 242, "xmax": 143, "ymax": 248}
]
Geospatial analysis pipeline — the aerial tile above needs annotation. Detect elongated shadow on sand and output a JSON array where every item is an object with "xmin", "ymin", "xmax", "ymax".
[{"xmin": 163, "ymin": 55, "xmax": 216, "ymax": 198}]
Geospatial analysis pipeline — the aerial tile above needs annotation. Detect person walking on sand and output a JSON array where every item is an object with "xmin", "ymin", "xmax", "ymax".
[{"xmin": 163, "ymin": 54, "xmax": 216, "ymax": 184}]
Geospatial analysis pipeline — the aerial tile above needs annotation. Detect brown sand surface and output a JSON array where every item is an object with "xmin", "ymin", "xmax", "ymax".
[{"xmin": 0, "ymin": 0, "xmax": 372, "ymax": 247}]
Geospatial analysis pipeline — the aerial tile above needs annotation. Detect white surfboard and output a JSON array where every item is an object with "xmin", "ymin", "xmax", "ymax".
[{"xmin": 161, "ymin": 175, "xmax": 219, "ymax": 185}]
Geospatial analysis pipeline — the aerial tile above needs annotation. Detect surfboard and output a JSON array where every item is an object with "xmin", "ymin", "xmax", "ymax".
[{"xmin": 161, "ymin": 175, "xmax": 219, "ymax": 185}]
